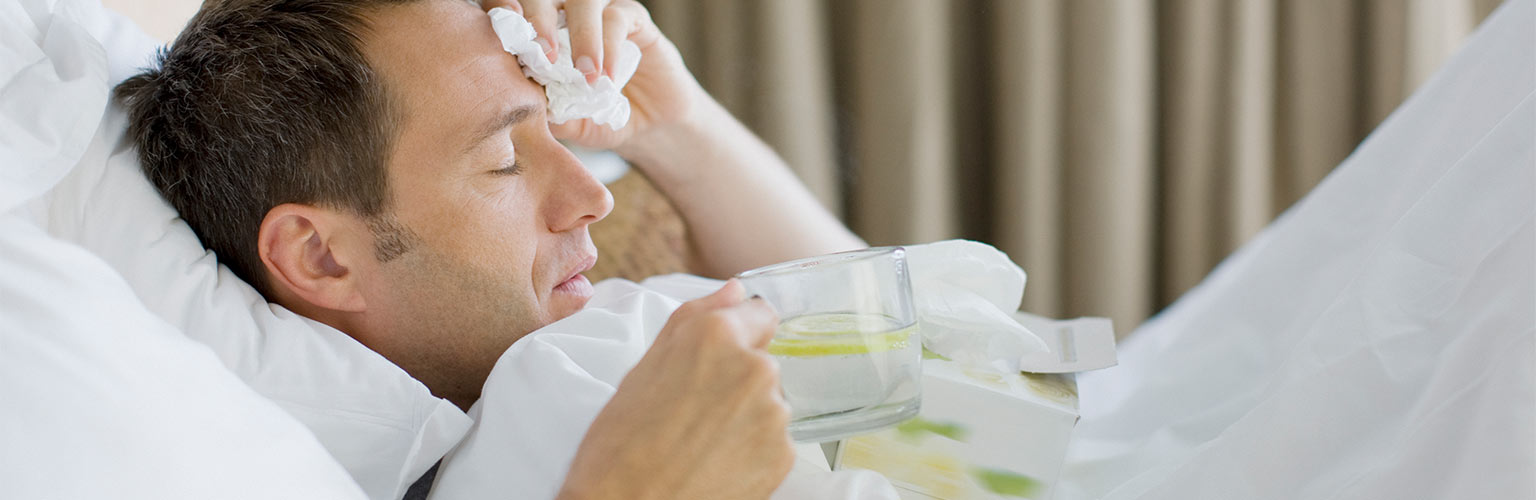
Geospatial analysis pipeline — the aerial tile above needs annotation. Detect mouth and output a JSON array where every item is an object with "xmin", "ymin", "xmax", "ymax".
[{"xmin": 553, "ymin": 254, "xmax": 598, "ymax": 296}]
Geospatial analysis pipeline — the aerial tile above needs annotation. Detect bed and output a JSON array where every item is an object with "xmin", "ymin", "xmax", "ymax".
[{"xmin": 2, "ymin": 0, "xmax": 1531, "ymax": 498}]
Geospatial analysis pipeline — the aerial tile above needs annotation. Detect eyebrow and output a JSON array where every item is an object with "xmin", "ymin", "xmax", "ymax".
[{"xmin": 463, "ymin": 104, "xmax": 541, "ymax": 155}]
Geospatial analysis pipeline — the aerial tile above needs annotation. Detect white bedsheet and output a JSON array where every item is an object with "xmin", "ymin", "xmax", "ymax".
[{"xmin": 1058, "ymin": 0, "xmax": 1534, "ymax": 498}]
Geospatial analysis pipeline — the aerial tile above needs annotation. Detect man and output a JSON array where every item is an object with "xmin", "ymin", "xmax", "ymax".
[{"xmin": 116, "ymin": 0, "xmax": 864, "ymax": 496}]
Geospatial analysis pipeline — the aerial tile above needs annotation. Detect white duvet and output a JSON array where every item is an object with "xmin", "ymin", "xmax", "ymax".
[
  {"xmin": 428, "ymin": 274, "xmax": 900, "ymax": 500},
  {"xmin": 1058, "ymin": 0, "xmax": 1535, "ymax": 498}
]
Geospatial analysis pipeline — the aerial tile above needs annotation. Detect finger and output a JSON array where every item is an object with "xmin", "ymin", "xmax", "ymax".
[
  {"xmin": 721, "ymin": 295, "xmax": 778, "ymax": 349},
  {"xmin": 564, "ymin": 0, "xmax": 609, "ymax": 84},
  {"xmin": 608, "ymin": 1, "xmax": 661, "ymax": 51},
  {"xmin": 701, "ymin": 278, "xmax": 746, "ymax": 307},
  {"xmin": 667, "ymin": 278, "xmax": 742, "ymax": 322},
  {"xmin": 479, "ymin": 0, "xmax": 521, "ymax": 15},
  {"xmin": 611, "ymin": 0, "xmax": 660, "ymax": 50},
  {"xmin": 520, "ymin": 0, "xmax": 561, "ymax": 63},
  {"xmin": 599, "ymin": 5, "xmax": 632, "ymax": 79}
]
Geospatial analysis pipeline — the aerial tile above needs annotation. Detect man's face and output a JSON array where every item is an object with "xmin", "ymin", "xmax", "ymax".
[{"xmin": 353, "ymin": 0, "xmax": 613, "ymax": 405}]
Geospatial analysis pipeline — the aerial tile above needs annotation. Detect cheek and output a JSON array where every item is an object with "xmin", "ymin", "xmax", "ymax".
[
  {"xmin": 365, "ymin": 243, "xmax": 550, "ymax": 377},
  {"xmin": 412, "ymin": 178, "xmax": 542, "ymax": 268},
  {"xmin": 374, "ymin": 229, "xmax": 544, "ymax": 325},
  {"xmin": 464, "ymin": 184, "xmax": 545, "ymax": 274}
]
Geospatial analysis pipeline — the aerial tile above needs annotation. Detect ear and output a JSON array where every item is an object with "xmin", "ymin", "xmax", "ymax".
[{"xmin": 257, "ymin": 204, "xmax": 368, "ymax": 313}]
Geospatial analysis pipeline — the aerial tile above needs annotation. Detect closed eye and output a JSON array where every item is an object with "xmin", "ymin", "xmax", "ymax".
[{"xmin": 490, "ymin": 158, "xmax": 522, "ymax": 176}]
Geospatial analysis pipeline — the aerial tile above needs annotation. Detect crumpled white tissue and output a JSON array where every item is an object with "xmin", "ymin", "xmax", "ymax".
[
  {"xmin": 487, "ymin": 7, "xmax": 641, "ymax": 129},
  {"xmin": 906, "ymin": 240, "xmax": 1050, "ymax": 374}
]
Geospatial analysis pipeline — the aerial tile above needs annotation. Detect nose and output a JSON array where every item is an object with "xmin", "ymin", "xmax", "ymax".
[{"xmin": 543, "ymin": 145, "xmax": 614, "ymax": 234}]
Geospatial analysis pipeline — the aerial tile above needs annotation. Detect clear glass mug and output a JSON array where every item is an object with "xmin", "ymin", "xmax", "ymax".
[{"xmin": 736, "ymin": 247, "xmax": 922, "ymax": 443}]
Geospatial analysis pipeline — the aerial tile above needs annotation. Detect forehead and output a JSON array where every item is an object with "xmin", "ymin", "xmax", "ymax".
[{"xmin": 361, "ymin": 0, "xmax": 543, "ymax": 142}]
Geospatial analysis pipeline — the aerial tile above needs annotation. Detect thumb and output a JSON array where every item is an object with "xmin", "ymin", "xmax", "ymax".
[{"xmin": 701, "ymin": 279, "xmax": 747, "ymax": 306}]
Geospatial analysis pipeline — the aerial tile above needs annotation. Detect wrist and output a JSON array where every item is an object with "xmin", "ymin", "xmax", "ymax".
[
  {"xmin": 614, "ymin": 86, "xmax": 725, "ymax": 170},
  {"xmin": 554, "ymin": 484, "xmax": 593, "ymax": 500},
  {"xmin": 558, "ymin": 445, "xmax": 668, "ymax": 500},
  {"xmin": 556, "ymin": 466, "xmax": 615, "ymax": 500}
]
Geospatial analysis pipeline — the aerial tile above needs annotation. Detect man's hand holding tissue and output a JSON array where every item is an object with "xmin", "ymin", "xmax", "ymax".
[
  {"xmin": 557, "ymin": 280, "xmax": 795, "ymax": 500},
  {"xmin": 481, "ymin": 0, "xmax": 865, "ymax": 278},
  {"xmin": 481, "ymin": 0, "xmax": 698, "ymax": 148}
]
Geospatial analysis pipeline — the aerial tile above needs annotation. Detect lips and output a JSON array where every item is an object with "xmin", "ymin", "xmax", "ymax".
[{"xmin": 556, "ymin": 254, "xmax": 598, "ymax": 290}]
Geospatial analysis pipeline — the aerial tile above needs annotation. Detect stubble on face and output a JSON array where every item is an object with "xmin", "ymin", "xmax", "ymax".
[
  {"xmin": 367, "ymin": 234, "xmax": 550, "ymax": 408},
  {"xmin": 366, "ymin": 213, "xmax": 418, "ymax": 263},
  {"xmin": 349, "ymin": 0, "xmax": 606, "ymax": 410}
]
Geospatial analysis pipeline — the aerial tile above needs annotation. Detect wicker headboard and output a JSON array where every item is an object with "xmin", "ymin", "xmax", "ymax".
[{"xmin": 587, "ymin": 170, "xmax": 694, "ymax": 283}]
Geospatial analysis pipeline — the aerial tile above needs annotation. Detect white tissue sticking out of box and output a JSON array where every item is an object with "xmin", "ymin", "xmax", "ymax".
[
  {"xmin": 905, "ymin": 241, "xmax": 1047, "ymax": 374},
  {"xmin": 487, "ymin": 7, "xmax": 641, "ymax": 129},
  {"xmin": 905, "ymin": 240, "xmax": 1117, "ymax": 374}
]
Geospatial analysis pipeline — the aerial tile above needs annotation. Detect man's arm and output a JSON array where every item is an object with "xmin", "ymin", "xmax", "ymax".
[
  {"xmin": 492, "ymin": 0, "xmax": 864, "ymax": 277},
  {"xmin": 616, "ymin": 94, "xmax": 867, "ymax": 278}
]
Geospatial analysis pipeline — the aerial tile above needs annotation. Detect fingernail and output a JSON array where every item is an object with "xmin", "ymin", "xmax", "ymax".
[
  {"xmin": 575, "ymin": 55, "xmax": 597, "ymax": 82},
  {"xmin": 537, "ymin": 37, "xmax": 556, "ymax": 63}
]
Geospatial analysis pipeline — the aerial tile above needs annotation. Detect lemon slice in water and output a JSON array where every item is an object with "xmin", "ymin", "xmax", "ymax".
[{"xmin": 769, "ymin": 313, "xmax": 917, "ymax": 357}]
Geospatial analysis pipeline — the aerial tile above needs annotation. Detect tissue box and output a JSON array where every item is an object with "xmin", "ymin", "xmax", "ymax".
[
  {"xmin": 829, "ymin": 311, "xmax": 1112, "ymax": 500},
  {"xmin": 832, "ymin": 357, "xmax": 1078, "ymax": 500}
]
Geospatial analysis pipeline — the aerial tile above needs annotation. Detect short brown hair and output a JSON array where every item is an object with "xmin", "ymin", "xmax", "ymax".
[{"xmin": 116, "ymin": 0, "xmax": 414, "ymax": 296}]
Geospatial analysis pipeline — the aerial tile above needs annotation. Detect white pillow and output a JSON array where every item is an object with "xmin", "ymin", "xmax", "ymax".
[
  {"xmin": 25, "ymin": 2, "xmax": 471, "ymax": 499},
  {"xmin": 42, "ymin": 89, "xmax": 469, "ymax": 500},
  {"xmin": 0, "ymin": 214, "xmax": 369, "ymax": 499},
  {"xmin": 2, "ymin": 0, "xmax": 364, "ymax": 496},
  {"xmin": 0, "ymin": 0, "xmax": 107, "ymax": 215}
]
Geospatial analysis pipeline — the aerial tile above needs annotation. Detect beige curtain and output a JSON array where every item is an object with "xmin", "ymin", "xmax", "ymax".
[{"xmin": 641, "ymin": 0, "xmax": 1505, "ymax": 332}]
